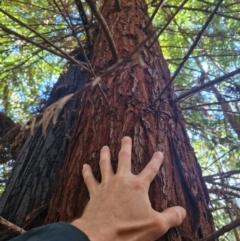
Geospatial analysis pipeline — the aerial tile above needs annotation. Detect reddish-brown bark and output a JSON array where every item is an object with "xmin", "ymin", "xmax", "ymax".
[{"xmin": 46, "ymin": 0, "xmax": 215, "ymax": 240}]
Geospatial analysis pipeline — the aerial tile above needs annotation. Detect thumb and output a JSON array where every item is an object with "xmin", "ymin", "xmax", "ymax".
[
  {"xmin": 161, "ymin": 206, "xmax": 186, "ymax": 228},
  {"xmin": 155, "ymin": 206, "xmax": 186, "ymax": 236}
]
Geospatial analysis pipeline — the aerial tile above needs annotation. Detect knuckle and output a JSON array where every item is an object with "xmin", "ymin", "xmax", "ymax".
[
  {"xmin": 119, "ymin": 149, "xmax": 130, "ymax": 158},
  {"xmin": 83, "ymin": 175, "xmax": 90, "ymax": 182},
  {"xmin": 169, "ymin": 208, "xmax": 183, "ymax": 225},
  {"xmin": 147, "ymin": 164, "xmax": 159, "ymax": 174},
  {"xmin": 154, "ymin": 217, "xmax": 168, "ymax": 234},
  {"xmin": 132, "ymin": 179, "xmax": 145, "ymax": 191},
  {"xmin": 115, "ymin": 174, "xmax": 129, "ymax": 187},
  {"xmin": 83, "ymin": 172, "xmax": 92, "ymax": 181},
  {"xmin": 99, "ymin": 157, "xmax": 108, "ymax": 165},
  {"xmin": 115, "ymin": 173, "xmax": 125, "ymax": 182}
]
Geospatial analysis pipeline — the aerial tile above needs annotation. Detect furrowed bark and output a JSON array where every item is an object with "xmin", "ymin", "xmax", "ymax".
[
  {"xmin": 46, "ymin": 0, "xmax": 215, "ymax": 240},
  {"xmin": 0, "ymin": 64, "xmax": 86, "ymax": 238}
]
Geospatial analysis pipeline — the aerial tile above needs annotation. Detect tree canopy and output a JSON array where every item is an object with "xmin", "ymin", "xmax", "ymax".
[{"xmin": 0, "ymin": 0, "xmax": 239, "ymax": 240}]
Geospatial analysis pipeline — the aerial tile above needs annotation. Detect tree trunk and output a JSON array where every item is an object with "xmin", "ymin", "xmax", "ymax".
[
  {"xmin": 0, "ymin": 64, "xmax": 86, "ymax": 234},
  {"xmin": 46, "ymin": 0, "xmax": 215, "ymax": 240}
]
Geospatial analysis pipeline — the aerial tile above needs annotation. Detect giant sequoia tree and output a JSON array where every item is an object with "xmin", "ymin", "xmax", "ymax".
[{"xmin": 1, "ymin": 0, "xmax": 240, "ymax": 240}]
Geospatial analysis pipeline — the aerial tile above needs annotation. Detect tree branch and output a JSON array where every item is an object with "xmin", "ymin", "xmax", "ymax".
[
  {"xmin": 90, "ymin": 31, "xmax": 155, "ymax": 85},
  {"xmin": 200, "ymin": 218, "xmax": 240, "ymax": 241},
  {"xmin": 175, "ymin": 68, "xmax": 240, "ymax": 102},
  {"xmin": 75, "ymin": 0, "xmax": 93, "ymax": 45},
  {"xmin": 204, "ymin": 170, "xmax": 240, "ymax": 181},
  {"xmin": 0, "ymin": 216, "xmax": 25, "ymax": 234},
  {"xmin": 205, "ymin": 180, "xmax": 240, "ymax": 192},
  {"xmin": 0, "ymin": 8, "xmax": 89, "ymax": 72},
  {"xmin": 203, "ymin": 144, "xmax": 240, "ymax": 171},
  {"xmin": 208, "ymin": 188, "xmax": 240, "ymax": 199},
  {"xmin": 115, "ymin": 0, "xmax": 121, "ymax": 11},
  {"xmin": 144, "ymin": 0, "xmax": 166, "ymax": 31},
  {"xmin": 163, "ymin": 4, "xmax": 240, "ymax": 22},
  {"xmin": 181, "ymin": 98, "xmax": 240, "ymax": 110},
  {"xmin": 85, "ymin": 0, "xmax": 119, "ymax": 61},
  {"xmin": 148, "ymin": 0, "xmax": 188, "ymax": 48},
  {"xmin": 152, "ymin": 0, "xmax": 224, "ymax": 104},
  {"xmin": 0, "ymin": 23, "xmax": 64, "ymax": 58},
  {"xmin": 55, "ymin": 0, "xmax": 95, "ymax": 75}
]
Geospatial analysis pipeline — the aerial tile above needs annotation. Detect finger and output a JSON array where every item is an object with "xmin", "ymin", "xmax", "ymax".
[
  {"xmin": 138, "ymin": 152, "xmax": 163, "ymax": 183},
  {"xmin": 156, "ymin": 206, "xmax": 186, "ymax": 234},
  {"xmin": 117, "ymin": 136, "xmax": 132, "ymax": 174},
  {"xmin": 99, "ymin": 146, "xmax": 114, "ymax": 182},
  {"xmin": 82, "ymin": 164, "xmax": 99, "ymax": 195}
]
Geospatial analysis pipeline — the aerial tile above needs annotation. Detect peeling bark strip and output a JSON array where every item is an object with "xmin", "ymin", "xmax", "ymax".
[{"xmin": 47, "ymin": 0, "xmax": 215, "ymax": 240}]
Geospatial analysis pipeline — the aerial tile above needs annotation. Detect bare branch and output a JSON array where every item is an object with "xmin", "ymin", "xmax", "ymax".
[
  {"xmin": 188, "ymin": 108, "xmax": 240, "ymax": 115},
  {"xmin": 148, "ymin": 0, "xmax": 189, "ymax": 49},
  {"xmin": 85, "ymin": 0, "xmax": 119, "ymax": 61},
  {"xmin": 200, "ymin": 218, "xmax": 240, "ymax": 241},
  {"xmin": 0, "ymin": 23, "xmax": 65, "ymax": 59},
  {"xmin": 0, "ymin": 216, "xmax": 25, "ymax": 234},
  {"xmin": 115, "ymin": 0, "xmax": 121, "ymax": 11},
  {"xmin": 152, "ymin": 0, "xmax": 224, "ymax": 104},
  {"xmin": 28, "ymin": 31, "xmax": 156, "ymax": 134},
  {"xmin": 56, "ymin": 0, "xmax": 95, "ymax": 75},
  {"xmin": 204, "ymin": 170, "xmax": 240, "ymax": 181},
  {"xmin": 0, "ymin": 8, "xmax": 90, "ymax": 72},
  {"xmin": 175, "ymin": 68, "xmax": 240, "ymax": 102},
  {"xmin": 56, "ymin": 1, "xmax": 111, "ymax": 107},
  {"xmin": 181, "ymin": 98, "xmax": 240, "ymax": 110},
  {"xmin": 0, "ymin": 49, "xmax": 42, "ymax": 75},
  {"xmin": 91, "ymin": 31, "xmax": 155, "ymax": 85},
  {"xmin": 208, "ymin": 188, "xmax": 240, "ymax": 199},
  {"xmin": 75, "ymin": 0, "xmax": 93, "ymax": 45},
  {"xmin": 205, "ymin": 180, "xmax": 240, "ymax": 192},
  {"xmin": 163, "ymin": 4, "xmax": 240, "ymax": 22},
  {"xmin": 144, "ymin": 0, "xmax": 166, "ymax": 31},
  {"xmin": 203, "ymin": 144, "xmax": 240, "ymax": 171}
]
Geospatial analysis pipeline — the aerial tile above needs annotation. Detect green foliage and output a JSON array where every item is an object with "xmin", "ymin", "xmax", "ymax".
[
  {"xmin": 0, "ymin": 0, "xmax": 240, "ymax": 239},
  {"xmin": 0, "ymin": 0, "xmax": 82, "ymax": 121}
]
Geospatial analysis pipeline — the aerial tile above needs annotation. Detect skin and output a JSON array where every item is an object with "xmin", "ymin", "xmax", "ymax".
[{"xmin": 71, "ymin": 136, "xmax": 186, "ymax": 241}]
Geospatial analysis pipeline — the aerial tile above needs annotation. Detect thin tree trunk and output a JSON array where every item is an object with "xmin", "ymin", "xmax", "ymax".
[{"xmin": 46, "ymin": 0, "xmax": 215, "ymax": 240}]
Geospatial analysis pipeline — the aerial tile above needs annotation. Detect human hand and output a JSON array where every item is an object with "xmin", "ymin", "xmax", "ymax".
[{"xmin": 71, "ymin": 136, "xmax": 186, "ymax": 241}]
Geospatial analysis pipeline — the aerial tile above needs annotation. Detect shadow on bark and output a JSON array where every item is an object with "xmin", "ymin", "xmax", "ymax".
[{"xmin": 0, "ymin": 63, "xmax": 86, "ymax": 239}]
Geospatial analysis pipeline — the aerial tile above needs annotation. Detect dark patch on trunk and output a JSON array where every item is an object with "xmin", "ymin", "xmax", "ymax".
[{"xmin": 0, "ymin": 64, "xmax": 86, "ymax": 238}]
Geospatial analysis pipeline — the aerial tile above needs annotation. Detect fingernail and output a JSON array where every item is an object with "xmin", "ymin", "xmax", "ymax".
[
  {"xmin": 155, "ymin": 151, "xmax": 163, "ymax": 158},
  {"xmin": 83, "ymin": 164, "xmax": 87, "ymax": 169},
  {"xmin": 101, "ymin": 146, "xmax": 109, "ymax": 150},
  {"xmin": 177, "ymin": 206, "xmax": 187, "ymax": 220},
  {"xmin": 122, "ymin": 136, "xmax": 131, "ymax": 141}
]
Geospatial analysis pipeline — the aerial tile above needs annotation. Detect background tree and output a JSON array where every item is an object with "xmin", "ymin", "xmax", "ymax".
[{"xmin": 0, "ymin": 0, "xmax": 240, "ymax": 240}]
